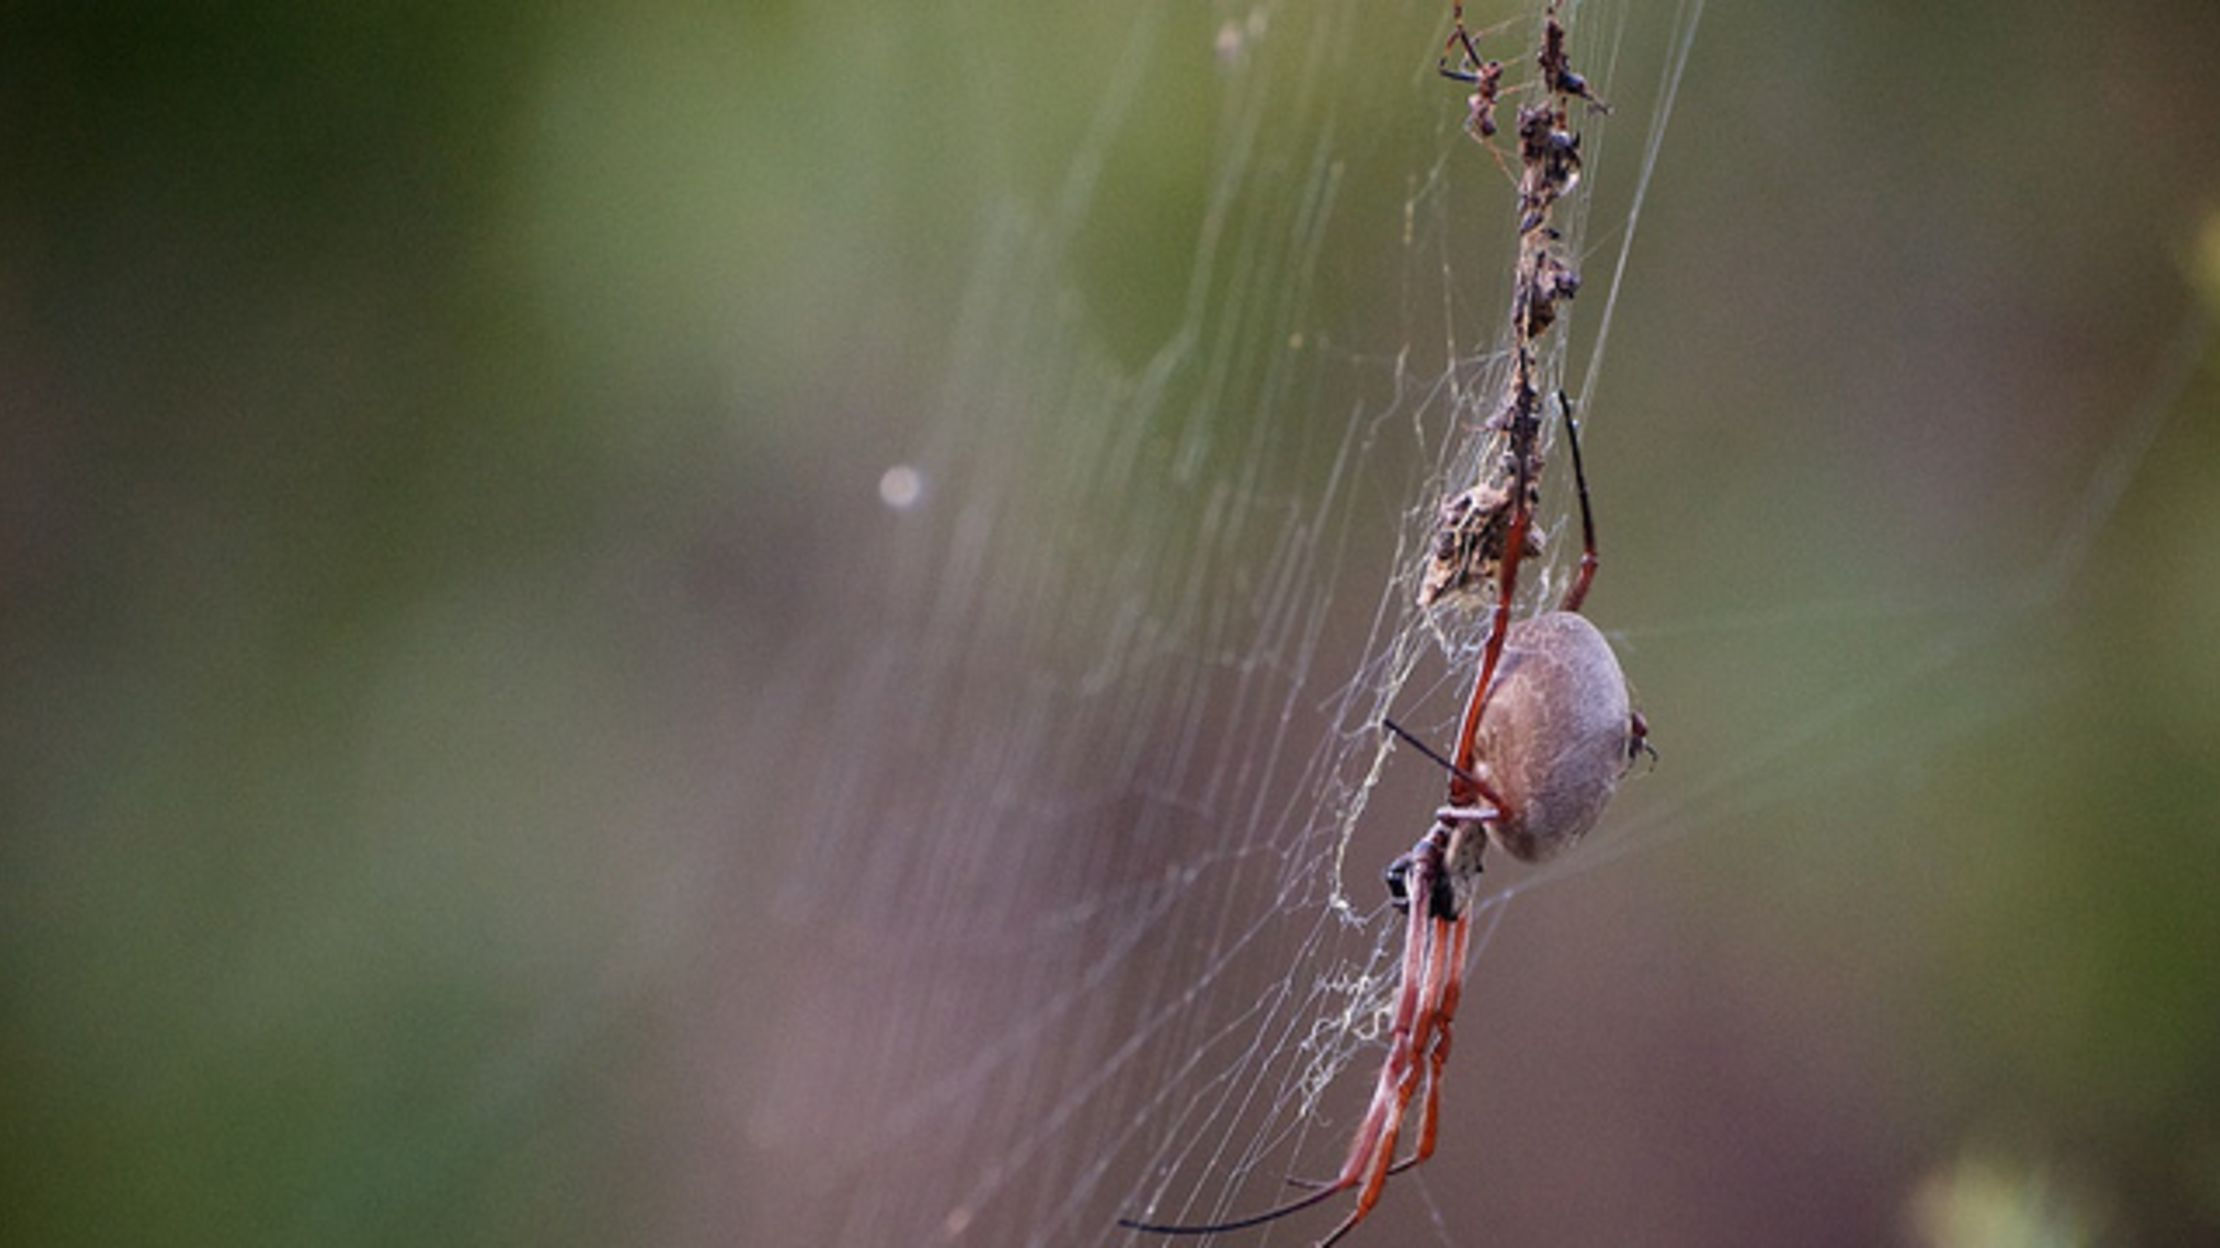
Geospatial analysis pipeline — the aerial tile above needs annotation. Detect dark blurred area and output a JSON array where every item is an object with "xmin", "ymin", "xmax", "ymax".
[{"xmin": 4, "ymin": 2, "xmax": 2218, "ymax": 1246}]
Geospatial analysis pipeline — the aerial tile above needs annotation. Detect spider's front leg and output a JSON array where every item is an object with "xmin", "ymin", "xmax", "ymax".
[
  {"xmin": 1391, "ymin": 891, "xmax": 1476, "ymax": 1177},
  {"xmin": 1117, "ymin": 817, "xmax": 1485, "ymax": 1243},
  {"xmin": 1378, "ymin": 813, "xmax": 1484, "ymax": 1180},
  {"xmin": 1317, "ymin": 809, "xmax": 1491, "ymax": 1246},
  {"xmin": 1310, "ymin": 836, "xmax": 1447, "ymax": 1244}
]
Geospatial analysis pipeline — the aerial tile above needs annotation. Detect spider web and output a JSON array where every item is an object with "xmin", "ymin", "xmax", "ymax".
[{"xmin": 726, "ymin": 2, "xmax": 2218, "ymax": 1245}]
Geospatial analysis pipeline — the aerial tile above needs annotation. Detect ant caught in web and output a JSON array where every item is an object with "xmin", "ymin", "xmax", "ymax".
[
  {"xmin": 1437, "ymin": 2, "xmax": 1604, "ymax": 164},
  {"xmin": 1119, "ymin": 6, "xmax": 1644, "ymax": 1244}
]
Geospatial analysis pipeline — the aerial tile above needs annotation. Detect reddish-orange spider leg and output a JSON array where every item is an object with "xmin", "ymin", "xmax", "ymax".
[
  {"xmin": 1453, "ymin": 506, "xmax": 1530, "ymax": 789},
  {"xmin": 1389, "ymin": 902, "xmax": 1474, "ymax": 1176},
  {"xmin": 1303, "ymin": 823, "xmax": 1465, "ymax": 1248},
  {"xmin": 1454, "ymin": 396, "xmax": 1602, "ymax": 788},
  {"xmin": 1115, "ymin": 813, "xmax": 1486, "ymax": 1246}
]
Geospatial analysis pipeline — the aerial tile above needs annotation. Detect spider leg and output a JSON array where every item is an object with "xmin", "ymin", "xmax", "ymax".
[
  {"xmin": 1307, "ymin": 845, "xmax": 1450, "ymax": 1248},
  {"xmin": 1449, "ymin": 385, "xmax": 1545, "ymax": 793},
  {"xmin": 1449, "ymin": 499, "xmax": 1531, "ymax": 791},
  {"xmin": 1381, "ymin": 717, "xmax": 1483, "ymax": 792},
  {"xmin": 1118, "ymin": 830, "xmax": 1452, "ymax": 1240},
  {"xmin": 1382, "ymin": 717, "xmax": 1510, "ymax": 820},
  {"xmin": 1557, "ymin": 392, "xmax": 1600, "ymax": 613},
  {"xmin": 1389, "ymin": 908, "xmax": 1474, "ymax": 1175}
]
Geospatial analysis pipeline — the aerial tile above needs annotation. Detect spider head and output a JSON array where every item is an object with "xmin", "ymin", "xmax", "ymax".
[{"xmin": 1627, "ymin": 709, "xmax": 1657, "ymax": 771}]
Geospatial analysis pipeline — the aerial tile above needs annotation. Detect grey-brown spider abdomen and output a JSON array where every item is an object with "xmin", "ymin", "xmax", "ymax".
[{"xmin": 1473, "ymin": 610, "xmax": 1639, "ymax": 863}]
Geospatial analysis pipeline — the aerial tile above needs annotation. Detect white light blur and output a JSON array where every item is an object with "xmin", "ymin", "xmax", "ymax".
[{"xmin": 878, "ymin": 464, "xmax": 924, "ymax": 510}]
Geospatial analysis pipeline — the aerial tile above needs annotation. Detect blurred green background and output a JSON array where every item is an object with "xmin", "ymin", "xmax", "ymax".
[{"xmin": 4, "ymin": 2, "xmax": 2217, "ymax": 1246}]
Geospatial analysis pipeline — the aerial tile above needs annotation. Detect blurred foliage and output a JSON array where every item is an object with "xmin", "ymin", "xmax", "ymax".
[{"xmin": 1908, "ymin": 1151, "xmax": 2108, "ymax": 1248}]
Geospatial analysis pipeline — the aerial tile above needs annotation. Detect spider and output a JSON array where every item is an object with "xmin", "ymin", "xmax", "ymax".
[{"xmin": 1119, "ymin": 404, "xmax": 1648, "ymax": 1246}]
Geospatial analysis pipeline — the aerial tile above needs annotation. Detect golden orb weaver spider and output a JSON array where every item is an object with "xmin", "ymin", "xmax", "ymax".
[
  {"xmin": 1121, "ymin": 7, "xmax": 1636, "ymax": 1239},
  {"xmin": 1120, "ymin": 403, "xmax": 1648, "ymax": 1246}
]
